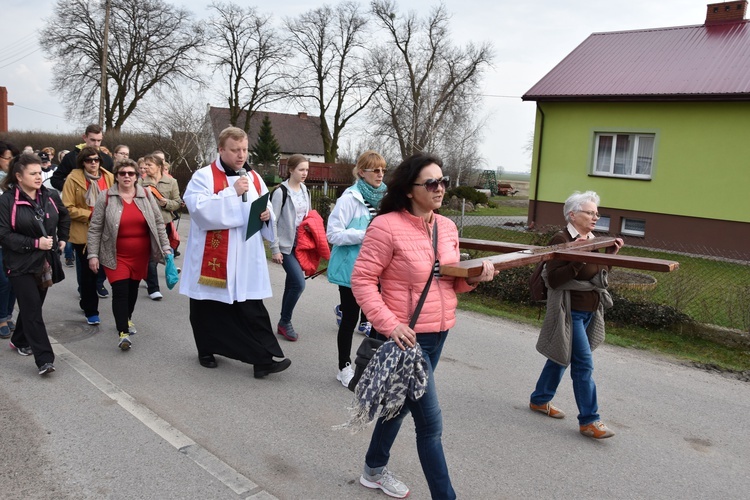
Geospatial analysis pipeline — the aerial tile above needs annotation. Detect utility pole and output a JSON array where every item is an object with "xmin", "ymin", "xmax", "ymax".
[{"xmin": 99, "ymin": 0, "xmax": 111, "ymax": 128}]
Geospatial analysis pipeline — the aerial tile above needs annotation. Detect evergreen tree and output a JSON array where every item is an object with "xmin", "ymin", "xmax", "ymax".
[{"xmin": 251, "ymin": 115, "xmax": 281, "ymax": 168}]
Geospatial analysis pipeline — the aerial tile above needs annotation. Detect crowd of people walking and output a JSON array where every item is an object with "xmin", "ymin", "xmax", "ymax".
[{"xmin": 1, "ymin": 126, "xmax": 623, "ymax": 499}]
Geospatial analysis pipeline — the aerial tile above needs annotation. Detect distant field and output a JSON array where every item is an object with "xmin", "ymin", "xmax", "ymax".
[{"xmin": 499, "ymin": 172, "xmax": 530, "ymax": 181}]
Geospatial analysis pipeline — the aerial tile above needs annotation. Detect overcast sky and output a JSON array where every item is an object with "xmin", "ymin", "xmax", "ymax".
[{"xmin": 3, "ymin": 0, "xmax": 710, "ymax": 171}]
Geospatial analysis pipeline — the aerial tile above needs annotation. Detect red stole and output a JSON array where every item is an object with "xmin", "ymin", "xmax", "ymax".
[{"xmin": 198, "ymin": 161, "xmax": 261, "ymax": 288}]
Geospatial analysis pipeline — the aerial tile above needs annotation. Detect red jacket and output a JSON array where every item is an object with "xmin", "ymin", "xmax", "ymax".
[{"xmin": 295, "ymin": 210, "xmax": 330, "ymax": 276}]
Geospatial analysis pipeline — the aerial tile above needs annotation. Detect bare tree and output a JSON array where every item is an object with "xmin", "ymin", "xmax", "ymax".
[
  {"xmin": 206, "ymin": 2, "xmax": 287, "ymax": 133},
  {"xmin": 284, "ymin": 1, "xmax": 383, "ymax": 162},
  {"xmin": 41, "ymin": 0, "xmax": 204, "ymax": 131},
  {"xmin": 141, "ymin": 88, "xmax": 215, "ymax": 173},
  {"xmin": 369, "ymin": 0, "xmax": 493, "ymax": 163}
]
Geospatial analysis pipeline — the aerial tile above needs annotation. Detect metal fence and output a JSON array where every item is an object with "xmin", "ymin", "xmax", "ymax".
[{"xmin": 444, "ymin": 211, "xmax": 750, "ymax": 333}]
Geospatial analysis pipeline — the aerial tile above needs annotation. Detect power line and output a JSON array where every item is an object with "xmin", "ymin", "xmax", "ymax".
[
  {"xmin": 0, "ymin": 48, "xmax": 42, "ymax": 70},
  {"xmin": 0, "ymin": 40, "xmax": 39, "ymax": 63},
  {"xmin": 11, "ymin": 103, "xmax": 67, "ymax": 120},
  {"xmin": 0, "ymin": 33, "xmax": 36, "ymax": 51}
]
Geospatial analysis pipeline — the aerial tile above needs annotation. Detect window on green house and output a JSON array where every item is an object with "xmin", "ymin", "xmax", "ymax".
[{"xmin": 593, "ymin": 133, "xmax": 654, "ymax": 179}]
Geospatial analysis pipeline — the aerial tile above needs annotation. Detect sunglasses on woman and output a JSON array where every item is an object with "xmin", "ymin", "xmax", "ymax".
[
  {"xmin": 84, "ymin": 157, "xmax": 100, "ymax": 164},
  {"xmin": 413, "ymin": 177, "xmax": 450, "ymax": 192},
  {"xmin": 117, "ymin": 171, "xmax": 137, "ymax": 177}
]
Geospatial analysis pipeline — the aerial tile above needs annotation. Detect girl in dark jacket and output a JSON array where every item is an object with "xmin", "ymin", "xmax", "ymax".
[{"xmin": 0, "ymin": 153, "xmax": 70, "ymax": 376}]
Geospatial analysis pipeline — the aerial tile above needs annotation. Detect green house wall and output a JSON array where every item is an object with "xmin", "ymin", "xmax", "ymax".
[{"xmin": 529, "ymin": 101, "xmax": 750, "ymax": 223}]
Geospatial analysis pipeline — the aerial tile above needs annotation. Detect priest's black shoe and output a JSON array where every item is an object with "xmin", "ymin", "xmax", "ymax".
[
  {"xmin": 198, "ymin": 354, "xmax": 218, "ymax": 368},
  {"xmin": 253, "ymin": 358, "xmax": 292, "ymax": 379}
]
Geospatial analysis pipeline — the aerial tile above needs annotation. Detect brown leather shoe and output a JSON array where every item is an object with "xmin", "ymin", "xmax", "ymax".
[{"xmin": 529, "ymin": 401, "xmax": 566, "ymax": 419}]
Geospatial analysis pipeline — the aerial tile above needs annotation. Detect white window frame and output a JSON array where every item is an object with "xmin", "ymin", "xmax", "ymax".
[
  {"xmin": 592, "ymin": 132, "xmax": 655, "ymax": 179},
  {"xmin": 621, "ymin": 218, "xmax": 646, "ymax": 237}
]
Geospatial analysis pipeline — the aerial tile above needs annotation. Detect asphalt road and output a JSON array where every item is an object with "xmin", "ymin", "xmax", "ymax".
[{"xmin": 1, "ymin": 215, "xmax": 748, "ymax": 499}]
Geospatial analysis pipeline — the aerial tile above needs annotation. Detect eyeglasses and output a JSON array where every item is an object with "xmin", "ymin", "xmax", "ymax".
[
  {"xmin": 117, "ymin": 171, "xmax": 137, "ymax": 177},
  {"xmin": 413, "ymin": 177, "xmax": 450, "ymax": 192},
  {"xmin": 362, "ymin": 168, "xmax": 387, "ymax": 175},
  {"xmin": 84, "ymin": 157, "xmax": 100, "ymax": 164},
  {"xmin": 0, "ymin": 155, "xmax": 13, "ymax": 160},
  {"xmin": 578, "ymin": 210, "xmax": 601, "ymax": 219}
]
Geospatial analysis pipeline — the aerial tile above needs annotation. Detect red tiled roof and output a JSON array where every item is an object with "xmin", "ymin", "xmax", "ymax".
[
  {"xmin": 524, "ymin": 20, "xmax": 750, "ymax": 101},
  {"xmin": 208, "ymin": 107, "xmax": 326, "ymax": 155}
]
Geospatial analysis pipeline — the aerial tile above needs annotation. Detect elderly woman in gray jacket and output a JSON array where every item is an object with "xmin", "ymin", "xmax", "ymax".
[
  {"xmin": 87, "ymin": 159, "xmax": 171, "ymax": 351},
  {"xmin": 529, "ymin": 190, "xmax": 623, "ymax": 439},
  {"xmin": 270, "ymin": 154, "xmax": 310, "ymax": 342}
]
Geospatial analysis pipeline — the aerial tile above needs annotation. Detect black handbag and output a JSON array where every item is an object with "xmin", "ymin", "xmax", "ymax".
[{"xmin": 347, "ymin": 223, "xmax": 439, "ymax": 392}]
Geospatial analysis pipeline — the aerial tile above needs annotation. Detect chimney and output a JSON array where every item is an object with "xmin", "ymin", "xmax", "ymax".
[
  {"xmin": 0, "ymin": 87, "xmax": 13, "ymax": 133},
  {"xmin": 297, "ymin": 112, "xmax": 308, "ymax": 120},
  {"xmin": 705, "ymin": 1, "xmax": 747, "ymax": 24}
]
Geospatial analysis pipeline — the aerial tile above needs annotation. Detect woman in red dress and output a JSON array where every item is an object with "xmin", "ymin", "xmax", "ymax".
[{"xmin": 86, "ymin": 160, "xmax": 171, "ymax": 350}]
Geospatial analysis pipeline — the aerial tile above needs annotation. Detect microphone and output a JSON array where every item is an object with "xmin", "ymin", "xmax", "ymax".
[{"xmin": 238, "ymin": 167, "xmax": 248, "ymax": 202}]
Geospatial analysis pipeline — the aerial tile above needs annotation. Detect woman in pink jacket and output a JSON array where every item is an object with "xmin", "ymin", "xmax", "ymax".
[{"xmin": 351, "ymin": 153, "xmax": 497, "ymax": 499}]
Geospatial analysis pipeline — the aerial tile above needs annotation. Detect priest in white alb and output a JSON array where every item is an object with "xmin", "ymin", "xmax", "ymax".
[{"xmin": 180, "ymin": 126, "xmax": 291, "ymax": 378}]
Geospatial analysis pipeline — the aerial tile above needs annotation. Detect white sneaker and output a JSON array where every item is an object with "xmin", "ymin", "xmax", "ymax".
[
  {"xmin": 149, "ymin": 291, "xmax": 163, "ymax": 300},
  {"xmin": 360, "ymin": 467, "xmax": 410, "ymax": 498},
  {"xmin": 336, "ymin": 363, "xmax": 355, "ymax": 388}
]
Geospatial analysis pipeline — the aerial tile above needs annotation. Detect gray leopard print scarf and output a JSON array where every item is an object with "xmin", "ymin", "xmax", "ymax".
[{"xmin": 337, "ymin": 340, "xmax": 428, "ymax": 433}]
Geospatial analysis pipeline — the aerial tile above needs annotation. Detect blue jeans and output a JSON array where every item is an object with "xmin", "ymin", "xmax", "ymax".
[
  {"xmin": 146, "ymin": 259, "xmax": 160, "ymax": 294},
  {"xmin": 365, "ymin": 331, "xmax": 456, "ymax": 500},
  {"xmin": 279, "ymin": 250, "xmax": 305, "ymax": 324},
  {"xmin": 64, "ymin": 241, "xmax": 74, "ymax": 260},
  {"xmin": 530, "ymin": 309, "xmax": 599, "ymax": 426},
  {"xmin": 0, "ymin": 248, "xmax": 16, "ymax": 320}
]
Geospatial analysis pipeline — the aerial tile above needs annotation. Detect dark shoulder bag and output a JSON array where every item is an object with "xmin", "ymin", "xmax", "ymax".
[{"xmin": 348, "ymin": 222, "xmax": 439, "ymax": 392}]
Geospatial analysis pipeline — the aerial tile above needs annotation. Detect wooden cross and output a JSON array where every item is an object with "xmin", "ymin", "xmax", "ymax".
[{"xmin": 439, "ymin": 236, "xmax": 679, "ymax": 278}]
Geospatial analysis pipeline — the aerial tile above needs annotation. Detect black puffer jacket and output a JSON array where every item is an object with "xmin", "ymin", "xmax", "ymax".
[{"xmin": 0, "ymin": 186, "xmax": 70, "ymax": 279}]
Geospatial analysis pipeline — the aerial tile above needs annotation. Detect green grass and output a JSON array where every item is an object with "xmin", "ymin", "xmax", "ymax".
[{"xmin": 458, "ymin": 294, "xmax": 750, "ymax": 373}]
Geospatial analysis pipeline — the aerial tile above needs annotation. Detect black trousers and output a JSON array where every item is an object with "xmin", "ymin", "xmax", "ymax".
[
  {"xmin": 9, "ymin": 274, "xmax": 53, "ymax": 368},
  {"xmin": 73, "ymin": 243, "xmax": 99, "ymax": 317},
  {"xmin": 189, "ymin": 298, "xmax": 284, "ymax": 365},
  {"xmin": 110, "ymin": 279, "xmax": 139, "ymax": 334},
  {"xmin": 337, "ymin": 285, "xmax": 368, "ymax": 369}
]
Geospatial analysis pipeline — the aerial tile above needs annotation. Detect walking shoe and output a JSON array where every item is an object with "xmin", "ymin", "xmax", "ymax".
[
  {"xmin": 529, "ymin": 401, "xmax": 566, "ymax": 419},
  {"xmin": 334, "ymin": 304, "xmax": 342, "ymax": 326},
  {"xmin": 149, "ymin": 291, "xmax": 163, "ymax": 301},
  {"xmin": 97, "ymin": 284, "xmax": 109, "ymax": 298},
  {"xmin": 580, "ymin": 420, "xmax": 615, "ymax": 439},
  {"xmin": 8, "ymin": 319, "xmax": 15, "ymax": 332},
  {"xmin": 16, "ymin": 345, "xmax": 33, "ymax": 356},
  {"xmin": 360, "ymin": 467, "xmax": 410, "ymax": 498},
  {"xmin": 337, "ymin": 363, "xmax": 355, "ymax": 388},
  {"xmin": 128, "ymin": 320, "xmax": 137, "ymax": 335},
  {"xmin": 65, "ymin": 257, "xmax": 75, "ymax": 267},
  {"xmin": 253, "ymin": 358, "xmax": 292, "ymax": 378},
  {"xmin": 118, "ymin": 332, "xmax": 132, "ymax": 351},
  {"xmin": 0, "ymin": 324, "xmax": 10, "ymax": 339},
  {"xmin": 277, "ymin": 322, "xmax": 298, "ymax": 342},
  {"xmin": 357, "ymin": 321, "xmax": 372, "ymax": 336},
  {"xmin": 86, "ymin": 315, "xmax": 101, "ymax": 325},
  {"xmin": 38, "ymin": 363, "xmax": 55, "ymax": 376}
]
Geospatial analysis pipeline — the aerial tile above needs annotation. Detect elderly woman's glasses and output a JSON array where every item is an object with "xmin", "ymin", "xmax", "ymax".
[
  {"xmin": 413, "ymin": 177, "xmax": 450, "ymax": 192},
  {"xmin": 578, "ymin": 210, "xmax": 601, "ymax": 219},
  {"xmin": 117, "ymin": 171, "xmax": 137, "ymax": 177},
  {"xmin": 84, "ymin": 157, "xmax": 100, "ymax": 164}
]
